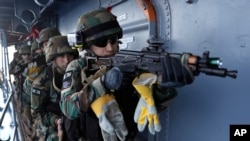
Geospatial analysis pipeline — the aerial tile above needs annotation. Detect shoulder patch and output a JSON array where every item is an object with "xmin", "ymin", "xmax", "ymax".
[
  {"xmin": 64, "ymin": 71, "xmax": 72, "ymax": 79},
  {"xmin": 62, "ymin": 70, "xmax": 73, "ymax": 89},
  {"xmin": 32, "ymin": 88, "xmax": 41, "ymax": 95}
]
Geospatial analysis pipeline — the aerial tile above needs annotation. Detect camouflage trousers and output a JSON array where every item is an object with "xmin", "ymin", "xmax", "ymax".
[
  {"xmin": 22, "ymin": 79, "xmax": 32, "ymax": 107},
  {"xmin": 36, "ymin": 122, "xmax": 59, "ymax": 141},
  {"xmin": 21, "ymin": 79, "xmax": 35, "ymax": 140},
  {"xmin": 21, "ymin": 79, "xmax": 32, "ymax": 126},
  {"xmin": 33, "ymin": 114, "xmax": 59, "ymax": 141},
  {"xmin": 13, "ymin": 76, "xmax": 21, "ymax": 99},
  {"xmin": 21, "ymin": 107, "xmax": 33, "ymax": 141}
]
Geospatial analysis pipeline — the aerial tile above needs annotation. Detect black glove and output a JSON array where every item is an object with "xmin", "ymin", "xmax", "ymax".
[
  {"xmin": 14, "ymin": 63, "xmax": 27, "ymax": 74},
  {"xmin": 33, "ymin": 53, "xmax": 46, "ymax": 66},
  {"xmin": 103, "ymin": 67, "xmax": 124, "ymax": 91},
  {"xmin": 161, "ymin": 53, "xmax": 194, "ymax": 87},
  {"xmin": 153, "ymin": 86, "xmax": 177, "ymax": 112}
]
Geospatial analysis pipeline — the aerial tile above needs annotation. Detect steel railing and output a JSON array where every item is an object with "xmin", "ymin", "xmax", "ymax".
[
  {"xmin": 0, "ymin": 29, "xmax": 24, "ymax": 141},
  {"xmin": 0, "ymin": 79, "xmax": 24, "ymax": 141}
]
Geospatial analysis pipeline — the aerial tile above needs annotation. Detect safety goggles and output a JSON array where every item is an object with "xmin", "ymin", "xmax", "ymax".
[{"xmin": 92, "ymin": 35, "xmax": 118, "ymax": 48}]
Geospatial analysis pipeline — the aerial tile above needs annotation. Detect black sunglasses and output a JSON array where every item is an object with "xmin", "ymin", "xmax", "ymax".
[{"xmin": 92, "ymin": 35, "xmax": 118, "ymax": 47}]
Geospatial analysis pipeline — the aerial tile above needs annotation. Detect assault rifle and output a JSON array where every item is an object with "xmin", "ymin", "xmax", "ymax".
[
  {"xmin": 85, "ymin": 49, "xmax": 237, "ymax": 87},
  {"xmin": 13, "ymin": 53, "xmax": 46, "ymax": 74}
]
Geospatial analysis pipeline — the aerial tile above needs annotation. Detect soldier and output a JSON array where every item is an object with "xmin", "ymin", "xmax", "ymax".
[
  {"xmin": 16, "ymin": 45, "xmax": 32, "ymax": 100},
  {"xmin": 60, "ymin": 8, "xmax": 194, "ymax": 141},
  {"xmin": 29, "ymin": 27, "xmax": 62, "ymax": 140},
  {"xmin": 31, "ymin": 35, "xmax": 79, "ymax": 141},
  {"xmin": 9, "ymin": 51, "xmax": 21, "ymax": 98},
  {"xmin": 22, "ymin": 42, "xmax": 45, "ymax": 109},
  {"xmin": 9, "ymin": 51, "xmax": 20, "ymax": 75},
  {"xmin": 20, "ymin": 41, "xmax": 47, "ymax": 140},
  {"xmin": 13, "ymin": 44, "xmax": 33, "ymax": 140}
]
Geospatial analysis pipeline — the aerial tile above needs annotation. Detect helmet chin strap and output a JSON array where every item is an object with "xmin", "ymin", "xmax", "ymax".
[{"xmin": 52, "ymin": 64, "xmax": 62, "ymax": 93}]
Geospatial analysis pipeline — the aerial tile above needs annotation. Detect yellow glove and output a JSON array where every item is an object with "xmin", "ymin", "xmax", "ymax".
[
  {"xmin": 132, "ymin": 73, "xmax": 161, "ymax": 135},
  {"xmin": 91, "ymin": 94, "xmax": 128, "ymax": 141},
  {"xmin": 88, "ymin": 67, "xmax": 128, "ymax": 140}
]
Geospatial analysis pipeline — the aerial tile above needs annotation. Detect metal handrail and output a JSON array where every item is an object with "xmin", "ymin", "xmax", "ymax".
[
  {"xmin": 0, "ymin": 89, "xmax": 14, "ymax": 125},
  {"xmin": 0, "ymin": 80, "xmax": 24, "ymax": 141},
  {"xmin": 0, "ymin": 29, "xmax": 24, "ymax": 141}
]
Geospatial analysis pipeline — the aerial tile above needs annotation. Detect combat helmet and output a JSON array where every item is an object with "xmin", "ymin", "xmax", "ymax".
[
  {"xmin": 76, "ymin": 7, "xmax": 123, "ymax": 48},
  {"xmin": 38, "ymin": 27, "xmax": 61, "ymax": 47},
  {"xmin": 19, "ymin": 45, "xmax": 31, "ymax": 54},
  {"xmin": 45, "ymin": 35, "xmax": 79, "ymax": 63}
]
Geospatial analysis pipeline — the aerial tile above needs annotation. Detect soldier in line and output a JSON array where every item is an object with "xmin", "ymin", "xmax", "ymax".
[
  {"xmin": 9, "ymin": 51, "xmax": 20, "ymax": 75},
  {"xmin": 16, "ymin": 45, "xmax": 32, "ymax": 108},
  {"xmin": 9, "ymin": 49, "xmax": 27, "ymax": 100},
  {"xmin": 31, "ymin": 35, "xmax": 79, "ymax": 141},
  {"xmin": 9, "ymin": 51, "xmax": 23, "ymax": 101},
  {"xmin": 13, "ymin": 45, "xmax": 33, "ymax": 140},
  {"xmin": 11, "ymin": 27, "xmax": 61, "ymax": 141},
  {"xmin": 21, "ymin": 41, "xmax": 47, "ymax": 140},
  {"xmin": 60, "ymin": 8, "xmax": 194, "ymax": 141},
  {"xmin": 30, "ymin": 27, "xmax": 62, "ymax": 140},
  {"xmin": 31, "ymin": 27, "xmax": 83, "ymax": 141}
]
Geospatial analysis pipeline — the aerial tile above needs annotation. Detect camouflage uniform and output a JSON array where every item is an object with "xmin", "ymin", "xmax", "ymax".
[
  {"xmin": 12, "ymin": 45, "xmax": 34, "ymax": 140},
  {"xmin": 18, "ymin": 45, "xmax": 32, "ymax": 108},
  {"xmin": 19, "ymin": 42, "xmax": 47, "ymax": 141},
  {"xmin": 22, "ymin": 42, "xmax": 46, "ymax": 110},
  {"xmin": 31, "ymin": 36, "xmax": 79, "ymax": 141},
  {"xmin": 9, "ymin": 51, "xmax": 22, "ymax": 98},
  {"xmin": 60, "ymin": 8, "xmax": 178, "ymax": 140}
]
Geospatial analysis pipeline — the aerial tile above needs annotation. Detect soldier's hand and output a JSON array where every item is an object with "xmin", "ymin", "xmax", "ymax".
[
  {"xmin": 56, "ymin": 118, "xmax": 64, "ymax": 141},
  {"xmin": 91, "ymin": 94, "xmax": 128, "ymax": 141},
  {"xmin": 161, "ymin": 53, "xmax": 194, "ymax": 87},
  {"xmin": 103, "ymin": 67, "xmax": 123, "ymax": 91}
]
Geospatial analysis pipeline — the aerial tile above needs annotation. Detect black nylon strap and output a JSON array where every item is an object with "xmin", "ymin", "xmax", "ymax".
[{"xmin": 81, "ymin": 20, "xmax": 120, "ymax": 40}]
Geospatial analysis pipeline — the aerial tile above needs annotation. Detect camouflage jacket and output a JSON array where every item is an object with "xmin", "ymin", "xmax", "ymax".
[
  {"xmin": 60, "ymin": 58, "xmax": 85, "ymax": 119},
  {"xmin": 31, "ymin": 64, "xmax": 63, "ymax": 128}
]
